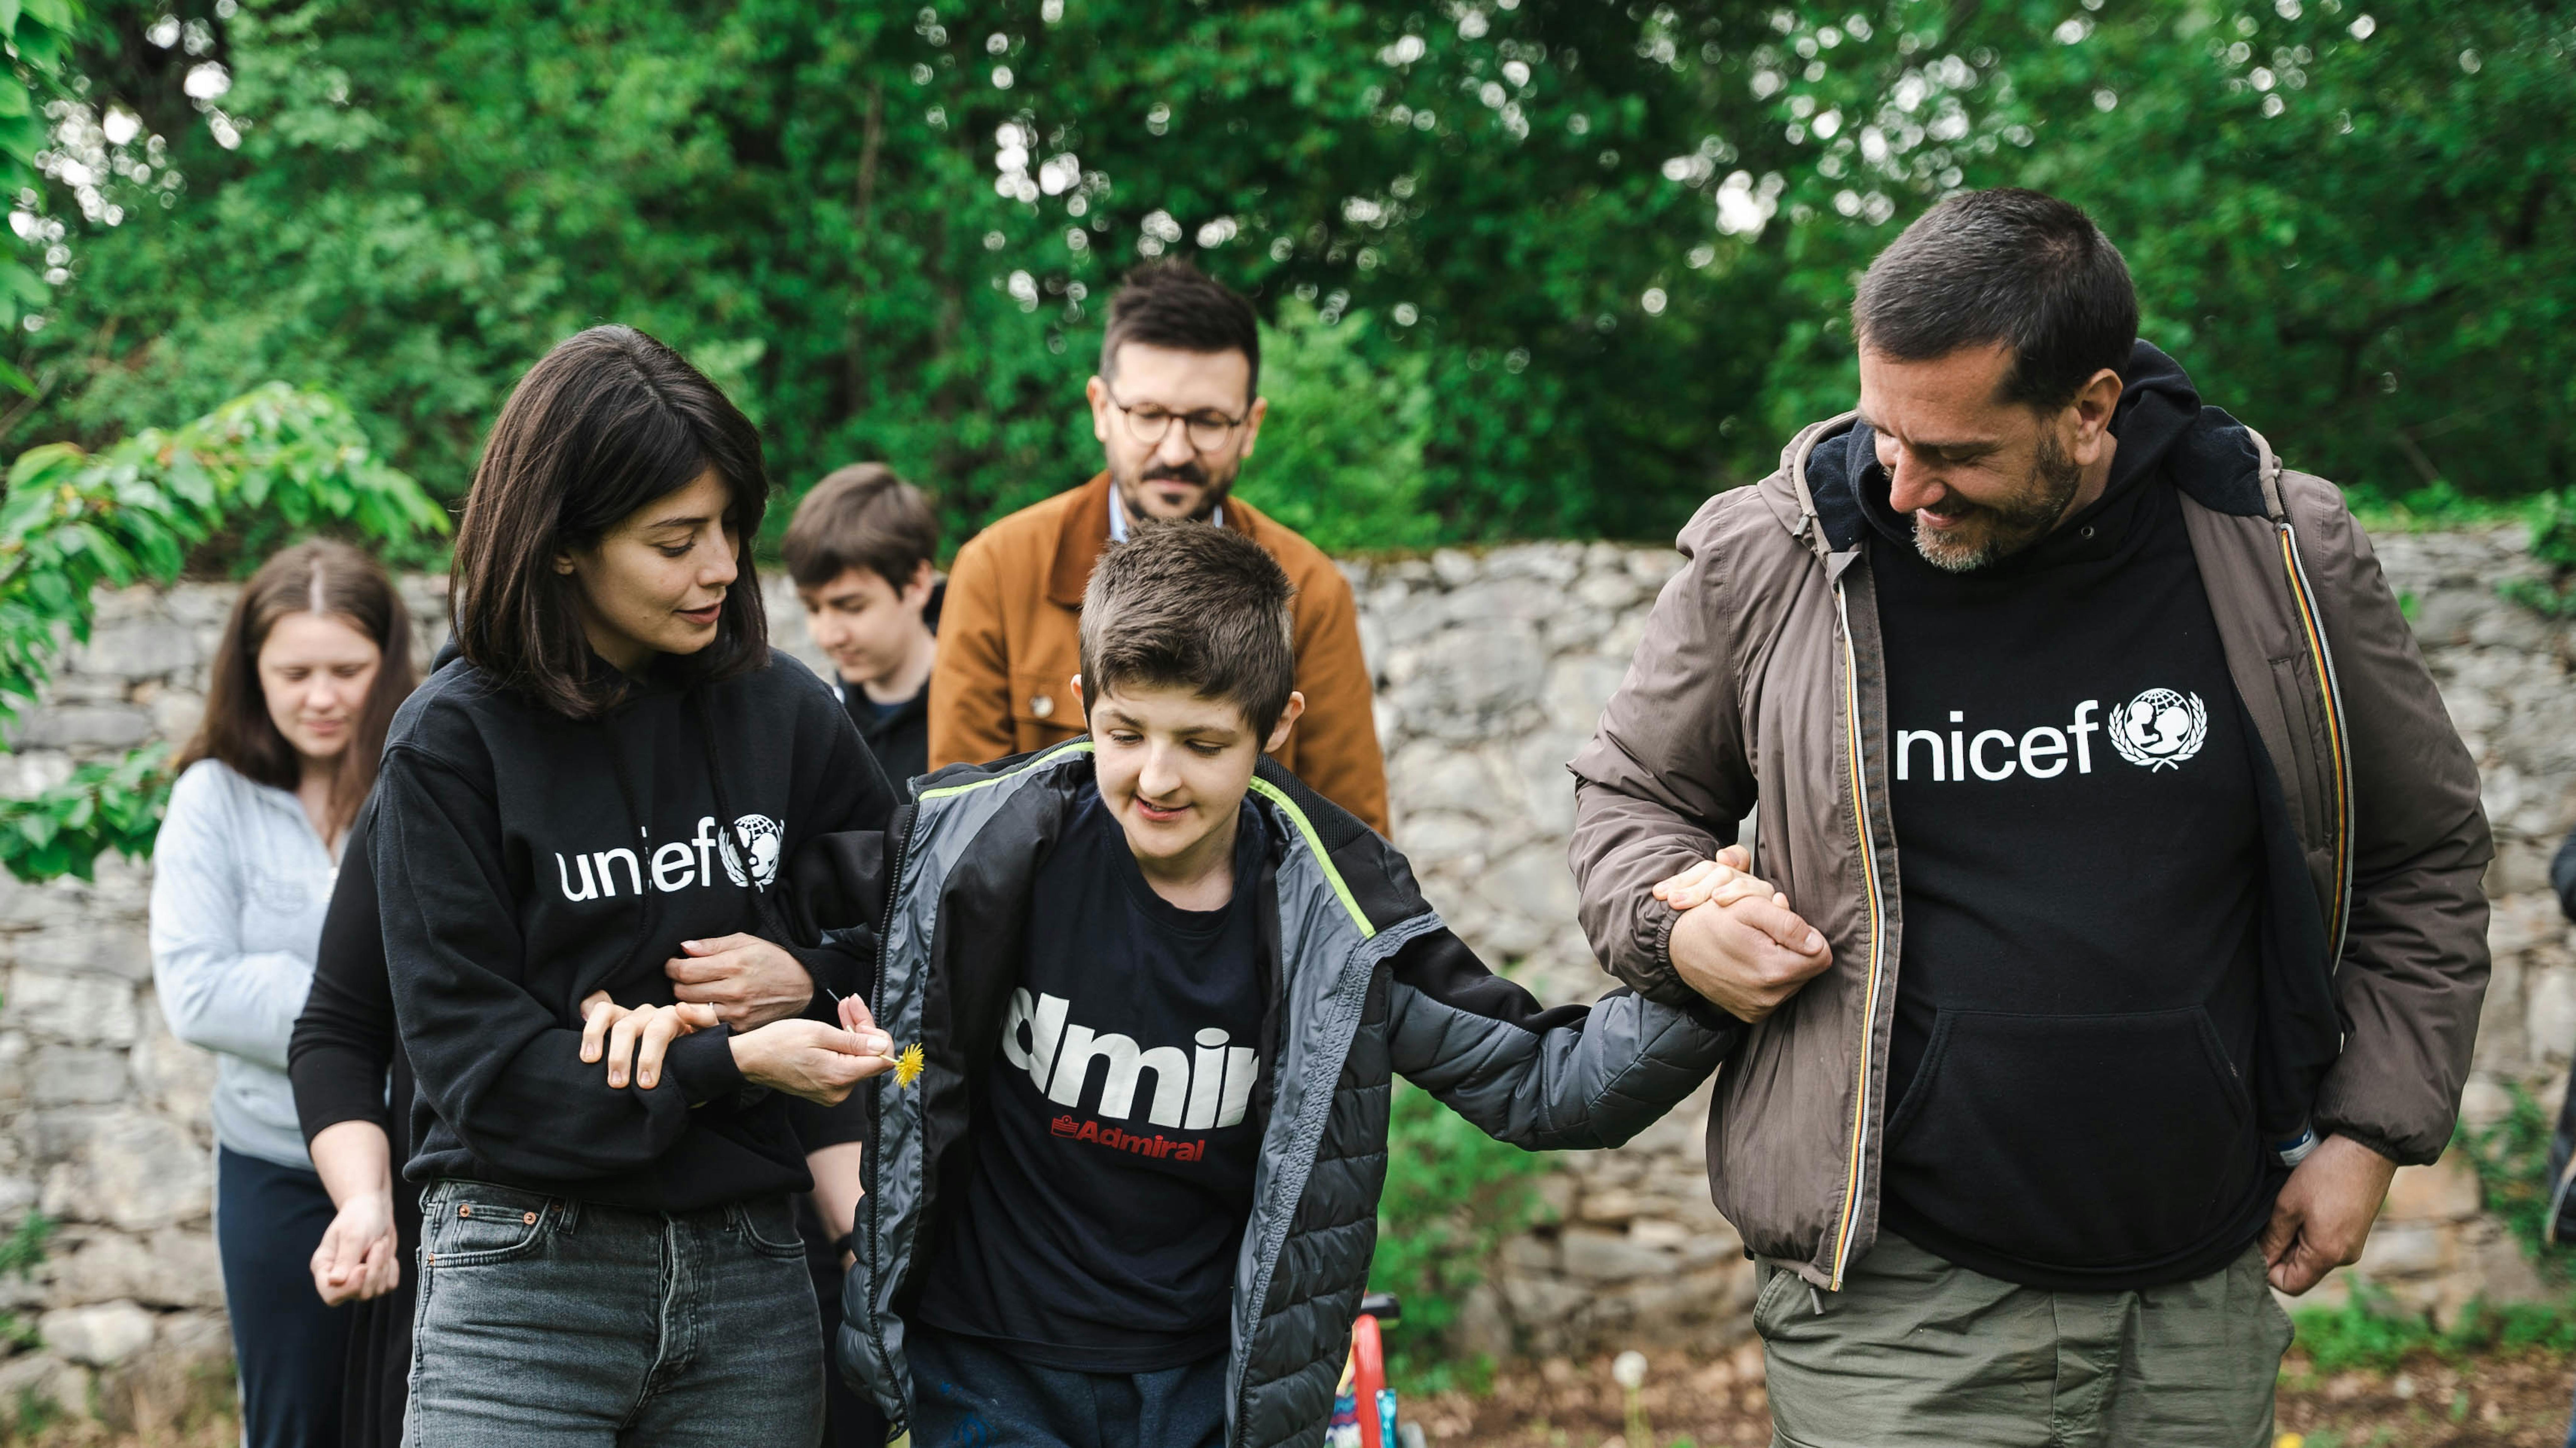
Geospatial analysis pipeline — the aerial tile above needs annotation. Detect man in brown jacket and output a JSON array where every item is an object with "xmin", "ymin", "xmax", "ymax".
[
  {"xmin": 928, "ymin": 261, "xmax": 1389, "ymax": 835},
  {"xmin": 1570, "ymin": 190, "xmax": 2490, "ymax": 1445}
]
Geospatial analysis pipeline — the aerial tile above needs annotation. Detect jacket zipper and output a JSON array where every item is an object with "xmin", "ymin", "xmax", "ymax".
[
  {"xmin": 2274, "ymin": 522, "xmax": 2354, "ymax": 964},
  {"xmin": 859, "ymin": 796, "xmax": 916, "ymax": 1430},
  {"xmin": 1825, "ymin": 579, "xmax": 1889, "ymax": 1291}
]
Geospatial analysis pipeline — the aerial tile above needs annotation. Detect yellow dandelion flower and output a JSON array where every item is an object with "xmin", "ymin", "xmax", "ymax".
[{"xmin": 892, "ymin": 1043, "xmax": 926, "ymax": 1088}]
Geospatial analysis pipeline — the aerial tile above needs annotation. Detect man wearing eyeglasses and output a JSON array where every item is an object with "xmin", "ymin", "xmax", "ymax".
[{"xmin": 928, "ymin": 259, "xmax": 1390, "ymax": 833}]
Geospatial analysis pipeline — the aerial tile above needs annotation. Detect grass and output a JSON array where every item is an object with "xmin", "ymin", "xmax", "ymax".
[{"xmin": 2289, "ymin": 1282, "xmax": 2576, "ymax": 1376}]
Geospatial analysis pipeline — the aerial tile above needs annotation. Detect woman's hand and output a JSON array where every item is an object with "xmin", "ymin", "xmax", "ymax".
[
  {"xmin": 1651, "ymin": 844, "xmax": 1789, "ymax": 914},
  {"xmin": 665, "ymin": 933, "xmax": 816, "ymax": 1029},
  {"xmin": 579, "ymin": 992, "xmax": 722, "ymax": 1090},
  {"xmin": 730, "ymin": 997, "xmax": 897, "ymax": 1105},
  {"xmin": 309, "ymin": 1189, "xmax": 400, "ymax": 1305}
]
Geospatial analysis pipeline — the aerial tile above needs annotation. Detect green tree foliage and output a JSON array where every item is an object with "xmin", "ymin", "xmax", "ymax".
[
  {"xmin": 1370, "ymin": 1080, "xmax": 1551, "ymax": 1380},
  {"xmin": 0, "ymin": 0, "xmax": 83, "ymax": 354},
  {"xmin": 18, "ymin": 0, "xmax": 2576, "ymax": 551},
  {"xmin": 0, "ymin": 382, "xmax": 444, "ymax": 881}
]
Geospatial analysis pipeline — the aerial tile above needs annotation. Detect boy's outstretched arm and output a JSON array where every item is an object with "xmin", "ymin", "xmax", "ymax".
[{"xmin": 1385, "ymin": 925, "xmax": 1741, "ymax": 1152}]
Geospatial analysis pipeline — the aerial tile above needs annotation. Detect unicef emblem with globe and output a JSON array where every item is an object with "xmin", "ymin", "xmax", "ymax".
[
  {"xmin": 718, "ymin": 814, "xmax": 785, "ymax": 888},
  {"xmin": 2109, "ymin": 688, "xmax": 2208, "ymax": 771}
]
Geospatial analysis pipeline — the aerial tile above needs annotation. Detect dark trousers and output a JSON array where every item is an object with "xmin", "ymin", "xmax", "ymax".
[
  {"xmin": 216, "ymin": 1147, "xmax": 353, "ymax": 1448},
  {"xmin": 908, "ymin": 1324, "xmax": 1225, "ymax": 1448},
  {"xmin": 799, "ymin": 1196, "xmax": 891, "ymax": 1448}
]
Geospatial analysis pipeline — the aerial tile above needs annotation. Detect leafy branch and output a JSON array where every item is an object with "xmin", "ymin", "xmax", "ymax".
[
  {"xmin": 0, "ymin": 380, "xmax": 447, "ymax": 725},
  {"xmin": 0, "ymin": 743, "xmax": 169, "ymax": 882},
  {"xmin": 0, "ymin": 382, "xmax": 447, "ymax": 882}
]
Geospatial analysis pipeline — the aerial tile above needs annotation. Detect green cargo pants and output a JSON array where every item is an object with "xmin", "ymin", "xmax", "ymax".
[{"xmin": 1755, "ymin": 1234, "xmax": 2293, "ymax": 1448}]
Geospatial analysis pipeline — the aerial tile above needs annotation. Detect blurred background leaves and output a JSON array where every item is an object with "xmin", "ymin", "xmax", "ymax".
[{"xmin": 8, "ymin": 0, "xmax": 2572, "ymax": 548}]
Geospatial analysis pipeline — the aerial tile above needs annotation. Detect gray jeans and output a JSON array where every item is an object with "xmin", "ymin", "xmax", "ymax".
[
  {"xmin": 1757, "ymin": 1234, "xmax": 2292, "ymax": 1448},
  {"xmin": 402, "ymin": 1179, "xmax": 823, "ymax": 1448}
]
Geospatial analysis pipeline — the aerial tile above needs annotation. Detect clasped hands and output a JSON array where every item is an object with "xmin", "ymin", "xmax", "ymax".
[
  {"xmin": 1651, "ymin": 847, "xmax": 2392, "ymax": 1294},
  {"xmin": 1651, "ymin": 845, "xmax": 1833, "ymax": 1025},
  {"xmin": 578, "ymin": 933, "xmax": 898, "ymax": 1105}
]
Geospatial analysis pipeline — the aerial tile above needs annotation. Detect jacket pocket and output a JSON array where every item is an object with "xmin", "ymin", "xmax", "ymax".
[
  {"xmin": 1880, "ymin": 1007, "xmax": 2262, "ymax": 1271},
  {"xmin": 419, "ymin": 1180, "xmax": 555, "ymax": 1268}
]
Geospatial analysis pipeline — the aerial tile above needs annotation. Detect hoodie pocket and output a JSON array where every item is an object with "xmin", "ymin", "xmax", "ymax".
[{"xmin": 1880, "ymin": 1006, "xmax": 2261, "ymax": 1271}]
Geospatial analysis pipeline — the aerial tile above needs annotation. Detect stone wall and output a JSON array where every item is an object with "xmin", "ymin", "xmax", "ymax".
[{"xmin": 0, "ymin": 524, "xmax": 2567, "ymax": 1419}]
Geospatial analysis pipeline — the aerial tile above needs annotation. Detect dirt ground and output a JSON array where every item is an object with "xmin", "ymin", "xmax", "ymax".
[
  {"xmin": 7, "ymin": 1348, "xmax": 2573, "ymax": 1446},
  {"xmin": 1408, "ymin": 1346, "xmax": 2576, "ymax": 1448}
]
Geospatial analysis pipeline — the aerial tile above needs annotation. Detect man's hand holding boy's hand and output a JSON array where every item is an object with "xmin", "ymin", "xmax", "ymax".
[
  {"xmin": 1655, "ymin": 845, "xmax": 1833, "ymax": 1025},
  {"xmin": 666, "ymin": 933, "xmax": 814, "ymax": 1028}
]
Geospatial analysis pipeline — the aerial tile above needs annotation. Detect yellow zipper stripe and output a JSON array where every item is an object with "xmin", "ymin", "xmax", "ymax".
[
  {"xmin": 2276, "ymin": 528, "xmax": 2353, "ymax": 958},
  {"xmin": 914, "ymin": 739, "xmax": 1096, "ymax": 802},
  {"xmin": 1827, "ymin": 582, "xmax": 1888, "ymax": 1290},
  {"xmin": 1244, "ymin": 775, "xmax": 1376, "ymax": 939}
]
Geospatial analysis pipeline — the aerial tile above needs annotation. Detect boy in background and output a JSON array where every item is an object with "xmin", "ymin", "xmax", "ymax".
[
  {"xmin": 784, "ymin": 463, "xmax": 943, "ymax": 786},
  {"xmin": 818, "ymin": 523, "xmax": 1742, "ymax": 1447},
  {"xmin": 780, "ymin": 462, "xmax": 942, "ymax": 1446}
]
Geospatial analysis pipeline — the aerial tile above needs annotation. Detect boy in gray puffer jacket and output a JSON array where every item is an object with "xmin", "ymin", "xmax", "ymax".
[{"xmin": 793, "ymin": 523, "xmax": 1740, "ymax": 1448}]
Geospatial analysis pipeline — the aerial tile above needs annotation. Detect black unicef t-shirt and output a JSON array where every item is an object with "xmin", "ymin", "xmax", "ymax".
[
  {"xmin": 918, "ymin": 787, "xmax": 1269, "ymax": 1372},
  {"xmin": 1865, "ymin": 453, "xmax": 2280, "ymax": 1290}
]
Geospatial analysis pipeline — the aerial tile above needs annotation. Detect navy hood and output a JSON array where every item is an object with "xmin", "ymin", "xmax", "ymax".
[{"xmin": 1799, "ymin": 341, "xmax": 2270, "ymax": 554}]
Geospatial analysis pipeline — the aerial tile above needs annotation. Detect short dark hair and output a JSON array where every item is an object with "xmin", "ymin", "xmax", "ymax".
[
  {"xmin": 449, "ymin": 325, "xmax": 771, "ymax": 720},
  {"xmin": 1852, "ymin": 188, "xmax": 2138, "ymax": 410},
  {"xmin": 180, "ymin": 539, "xmax": 417, "ymax": 839},
  {"xmin": 781, "ymin": 463, "xmax": 941, "ymax": 592},
  {"xmin": 1079, "ymin": 522, "xmax": 1295, "ymax": 736},
  {"xmin": 1099, "ymin": 260, "xmax": 1261, "ymax": 400}
]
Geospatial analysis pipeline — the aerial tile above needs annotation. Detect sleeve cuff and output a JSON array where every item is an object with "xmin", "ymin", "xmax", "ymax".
[
  {"xmin": 296, "ymin": 1103, "xmax": 393, "ymax": 1147},
  {"xmin": 1628, "ymin": 900, "xmax": 1706, "ymax": 1013},
  {"xmin": 790, "ymin": 933, "xmax": 880, "ymax": 1024},
  {"xmin": 786, "ymin": 1090, "xmax": 871, "ymax": 1149},
  {"xmin": 2316, "ymin": 1120, "xmax": 2425, "ymax": 1168},
  {"xmin": 664, "ymin": 1026, "xmax": 746, "ymax": 1105}
]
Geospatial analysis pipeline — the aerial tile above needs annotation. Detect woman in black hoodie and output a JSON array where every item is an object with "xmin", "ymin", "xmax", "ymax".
[{"xmin": 375, "ymin": 326, "xmax": 899, "ymax": 1444}]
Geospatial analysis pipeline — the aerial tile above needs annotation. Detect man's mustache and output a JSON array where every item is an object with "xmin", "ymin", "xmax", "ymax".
[{"xmin": 1142, "ymin": 463, "xmax": 1209, "ymax": 486}]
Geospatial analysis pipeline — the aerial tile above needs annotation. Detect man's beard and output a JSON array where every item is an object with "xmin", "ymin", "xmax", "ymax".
[
  {"xmin": 1111, "ymin": 456, "xmax": 1236, "ymax": 525},
  {"xmin": 1913, "ymin": 431, "xmax": 2086, "ymax": 573}
]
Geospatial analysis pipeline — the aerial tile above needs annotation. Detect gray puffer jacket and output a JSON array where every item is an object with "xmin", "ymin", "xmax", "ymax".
[{"xmin": 791, "ymin": 743, "xmax": 1739, "ymax": 1448}]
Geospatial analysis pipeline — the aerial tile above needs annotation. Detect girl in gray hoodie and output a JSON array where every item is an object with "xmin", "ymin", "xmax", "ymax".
[{"xmin": 148, "ymin": 539, "xmax": 417, "ymax": 1448}]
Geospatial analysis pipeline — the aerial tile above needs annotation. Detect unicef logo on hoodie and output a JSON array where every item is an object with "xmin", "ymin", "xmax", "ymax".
[
  {"xmin": 719, "ymin": 814, "xmax": 784, "ymax": 889},
  {"xmin": 2109, "ymin": 688, "xmax": 2208, "ymax": 771},
  {"xmin": 553, "ymin": 814, "xmax": 787, "ymax": 902}
]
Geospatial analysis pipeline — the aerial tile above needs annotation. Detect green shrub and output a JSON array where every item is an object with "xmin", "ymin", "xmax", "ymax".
[
  {"xmin": 0, "ymin": 1213, "xmax": 54, "ymax": 1353},
  {"xmin": 2457, "ymin": 1082, "xmax": 2568, "ymax": 1274},
  {"xmin": 1371, "ymin": 1080, "xmax": 1552, "ymax": 1391},
  {"xmin": 2290, "ymin": 1280, "xmax": 2576, "ymax": 1375},
  {"xmin": 2498, "ymin": 489, "xmax": 2576, "ymax": 618}
]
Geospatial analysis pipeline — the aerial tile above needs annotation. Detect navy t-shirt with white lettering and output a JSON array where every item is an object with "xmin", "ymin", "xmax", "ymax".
[
  {"xmin": 1863, "ymin": 450, "xmax": 2279, "ymax": 1290},
  {"xmin": 917, "ymin": 786, "xmax": 1268, "ymax": 1372}
]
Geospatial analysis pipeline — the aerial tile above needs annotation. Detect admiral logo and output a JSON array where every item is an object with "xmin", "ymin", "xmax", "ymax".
[
  {"xmin": 1002, "ymin": 988, "xmax": 1257, "ymax": 1131},
  {"xmin": 1048, "ymin": 1114, "xmax": 1210, "ymax": 1162}
]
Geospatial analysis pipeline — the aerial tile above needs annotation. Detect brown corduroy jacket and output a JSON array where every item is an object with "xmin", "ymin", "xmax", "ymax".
[{"xmin": 927, "ymin": 473, "xmax": 1390, "ymax": 835}]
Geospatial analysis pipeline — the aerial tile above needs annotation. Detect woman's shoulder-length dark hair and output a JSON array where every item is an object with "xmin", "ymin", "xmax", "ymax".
[
  {"xmin": 449, "ymin": 325, "xmax": 771, "ymax": 720},
  {"xmin": 177, "ymin": 538, "xmax": 418, "ymax": 838}
]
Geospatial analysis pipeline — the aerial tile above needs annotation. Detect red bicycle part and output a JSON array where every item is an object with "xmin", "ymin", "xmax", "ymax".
[{"xmin": 1350, "ymin": 1313, "xmax": 1388, "ymax": 1448}]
